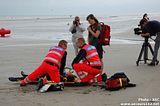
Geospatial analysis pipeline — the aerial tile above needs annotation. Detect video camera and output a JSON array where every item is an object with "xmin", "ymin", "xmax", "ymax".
[{"xmin": 134, "ymin": 27, "xmax": 142, "ymax": 35}]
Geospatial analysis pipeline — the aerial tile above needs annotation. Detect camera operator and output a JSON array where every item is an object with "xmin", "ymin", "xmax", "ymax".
[
  {"xmin": 69, "ymin": 16, "xmax": 85, "ymax": 55},
  {"xmin": 139, "ymin": 19, "xmax": 160, "ymax": 66}
]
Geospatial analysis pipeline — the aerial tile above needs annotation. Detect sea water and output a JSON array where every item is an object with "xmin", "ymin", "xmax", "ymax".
[{"xmin": 0, "ymin": 13, "xmax": 159, "ymax": 44}]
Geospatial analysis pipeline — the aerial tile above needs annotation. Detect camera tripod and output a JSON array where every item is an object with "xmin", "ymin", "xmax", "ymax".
[{"xmin": 136, "ymin": 37, "xmax": 154, "ymax": 66}]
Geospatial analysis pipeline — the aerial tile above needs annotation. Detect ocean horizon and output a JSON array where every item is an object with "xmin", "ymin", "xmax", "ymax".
[{"xmin": 0, "ymin": 13, "xmax": 160, "ymax": 44}]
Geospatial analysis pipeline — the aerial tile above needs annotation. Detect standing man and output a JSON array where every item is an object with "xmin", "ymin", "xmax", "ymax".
[
  {"xmin": 140, "ymin": 19, "xmax": 160, "ymax": 66},
  {"xmin": 69, "ymin": 16, "xmax": 85, "ymax": 55},
  {"xmin": 72, "ymin": 38, "xmax": 107, "ymax": 84},
  {"xmin": 20, "ymin": 40, "xmax": 68, "ymax": 86}
]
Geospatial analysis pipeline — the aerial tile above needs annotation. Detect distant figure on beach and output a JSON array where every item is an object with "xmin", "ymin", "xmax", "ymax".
[
  {"xmin": 86, "ymin": 14, "xmax": 104, "ymax": 72},
  {"xmin": 143, "ymin": 13, "xmax": 149, "ymax": 21},
  {"xmin": 139, "ymin": 19, "xmax": 160, "ymax": 66},
  {"xmin": 20, "ymin": 40, "xmax": 68, "ymax": 86},
  {"xmin": 72, "ymin": 38, "xmax": 107, "ymax": 84},
  {"xmin": 69, "ymin": 16, "xmax": 85, "ymax": 55}
]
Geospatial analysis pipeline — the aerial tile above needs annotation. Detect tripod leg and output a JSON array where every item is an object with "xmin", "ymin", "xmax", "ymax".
[
  {"xmin": 144, "ymin": 43, "xmax": 150, "ymax": 64},
  {"xmin": 136, "ymin": 44, "xmax": 145, "ymax": 66}
]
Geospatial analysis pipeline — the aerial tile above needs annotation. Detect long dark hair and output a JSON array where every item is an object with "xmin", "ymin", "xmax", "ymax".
[
  {"xmin": 143, "ymin": 13, "xmax": 147, "ymax": 19},
  {"xmin": 143, "ymin": 13, "xmax": 149, "ymax": 21},
  {"xmin": 86, "ymin": 14, "xmax": 99, "ymax": 24},
  {"xmin": 86, "ymin": 14, "xmax": 99, "ymax": 32}
]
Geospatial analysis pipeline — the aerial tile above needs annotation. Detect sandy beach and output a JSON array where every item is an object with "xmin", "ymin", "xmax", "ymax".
[
  {"xmin": 0, "ymin": 37, "xmax": 160, "ymax": 106},
  {"xmin": 0, "ymin": 16, "xmax": 160, "ymax": 106}
]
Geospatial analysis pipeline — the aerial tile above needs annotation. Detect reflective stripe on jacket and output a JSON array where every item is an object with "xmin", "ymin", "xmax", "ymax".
[
  {"xmin": 44, "ymin": 46, "xmax": 65, "ymax": 66},
  {"xmin": 82, "ymin": 44, "xmax": 101, "ymax": 66},
  {"xmin": 77, "ymin": 71, "xmax": 87, "ymax": 79}
]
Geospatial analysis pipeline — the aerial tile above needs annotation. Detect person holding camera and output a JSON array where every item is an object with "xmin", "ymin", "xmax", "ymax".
[
  {"xmin": 69, "ymin": 16, "xmax": 85, "ymax": 55},
  {"xmin": 139, "ymin": 19, "xmax": 160, "ymax": 66}
]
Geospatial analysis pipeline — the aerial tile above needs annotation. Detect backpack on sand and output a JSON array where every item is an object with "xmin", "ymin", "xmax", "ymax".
[{"xmin": 106, "ymin": 72, "xmax": 136, "ymax": 91}]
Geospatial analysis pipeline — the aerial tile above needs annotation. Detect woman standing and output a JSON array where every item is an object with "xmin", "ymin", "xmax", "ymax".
[{"xmin": 86, "ymin": 14, "xmax": 104, "ymax": 72}]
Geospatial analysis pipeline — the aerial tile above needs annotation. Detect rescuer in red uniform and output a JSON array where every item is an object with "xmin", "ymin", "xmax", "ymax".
[
  {"xmin": 72, "ymin": 38, "xmax": 107, "ymax": 84},
  {"xmin": 20, "ymin": 40, "xmax": 68, "ymax": 86}
]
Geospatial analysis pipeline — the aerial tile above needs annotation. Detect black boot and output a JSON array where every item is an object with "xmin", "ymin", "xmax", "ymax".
[
  {"xmin": 148, "ymin": 62, "xmax": 156, "ymax": 66},
  {"xmin": 156, "ymin": 60, "xmax": 159, "ymax": 65},
  {"xmin": 36, "ymin": 78, "xmax": 44, "ymax": 91},
  {"xmin": 101, "ymin": 73, "xmax": 107, "ymax": 82}
]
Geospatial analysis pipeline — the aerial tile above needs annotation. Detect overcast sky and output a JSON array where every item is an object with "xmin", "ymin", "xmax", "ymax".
[{"xmin": 0, "ymin": 0, "xmax": 160, "ymax": 16}]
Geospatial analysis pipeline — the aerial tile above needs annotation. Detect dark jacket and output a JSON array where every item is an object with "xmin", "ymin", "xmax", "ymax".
[
  {"xmin": 60, "ymin": 51, "xmax": 67, "ymax": 76},
  {"xmin": 142, "ymin": 20, "xmax": 160, "ymax": 36},
  {"xmin": 72, "ymin": 44, "xmax": 86, "ymax": 67}
]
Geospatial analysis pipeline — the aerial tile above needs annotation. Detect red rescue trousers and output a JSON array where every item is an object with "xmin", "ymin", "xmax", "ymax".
[
  {"xmin": 73, "ymin": 63, "xmax": 102, "ymax": 83},
  {"xmin": 23, "ymin": 61, "xmax": 60, "ymax": 84}
]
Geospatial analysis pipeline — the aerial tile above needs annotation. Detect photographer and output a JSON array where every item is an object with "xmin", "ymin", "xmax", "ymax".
[
  {"xmin": 139, "ymin": 19, "xmax": 160, "ymax": 66},
  {"xmin": 69, "ymin": 16, "xmax": 85, "ymax": 55}
]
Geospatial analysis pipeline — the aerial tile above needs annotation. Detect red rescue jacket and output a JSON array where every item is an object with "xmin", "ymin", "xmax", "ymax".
[
  {"xmin": 82, "ymin": 44, "xmax": 101, "ymax": 66},
  {"xmin": 44, "ymin": 46, "xmax": 65, "ymax": 67}
]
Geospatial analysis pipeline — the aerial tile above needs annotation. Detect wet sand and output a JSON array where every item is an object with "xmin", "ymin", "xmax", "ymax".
[{"xmin": 0, "ymin": 35, "xmax": 160, "ymax": 106}]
